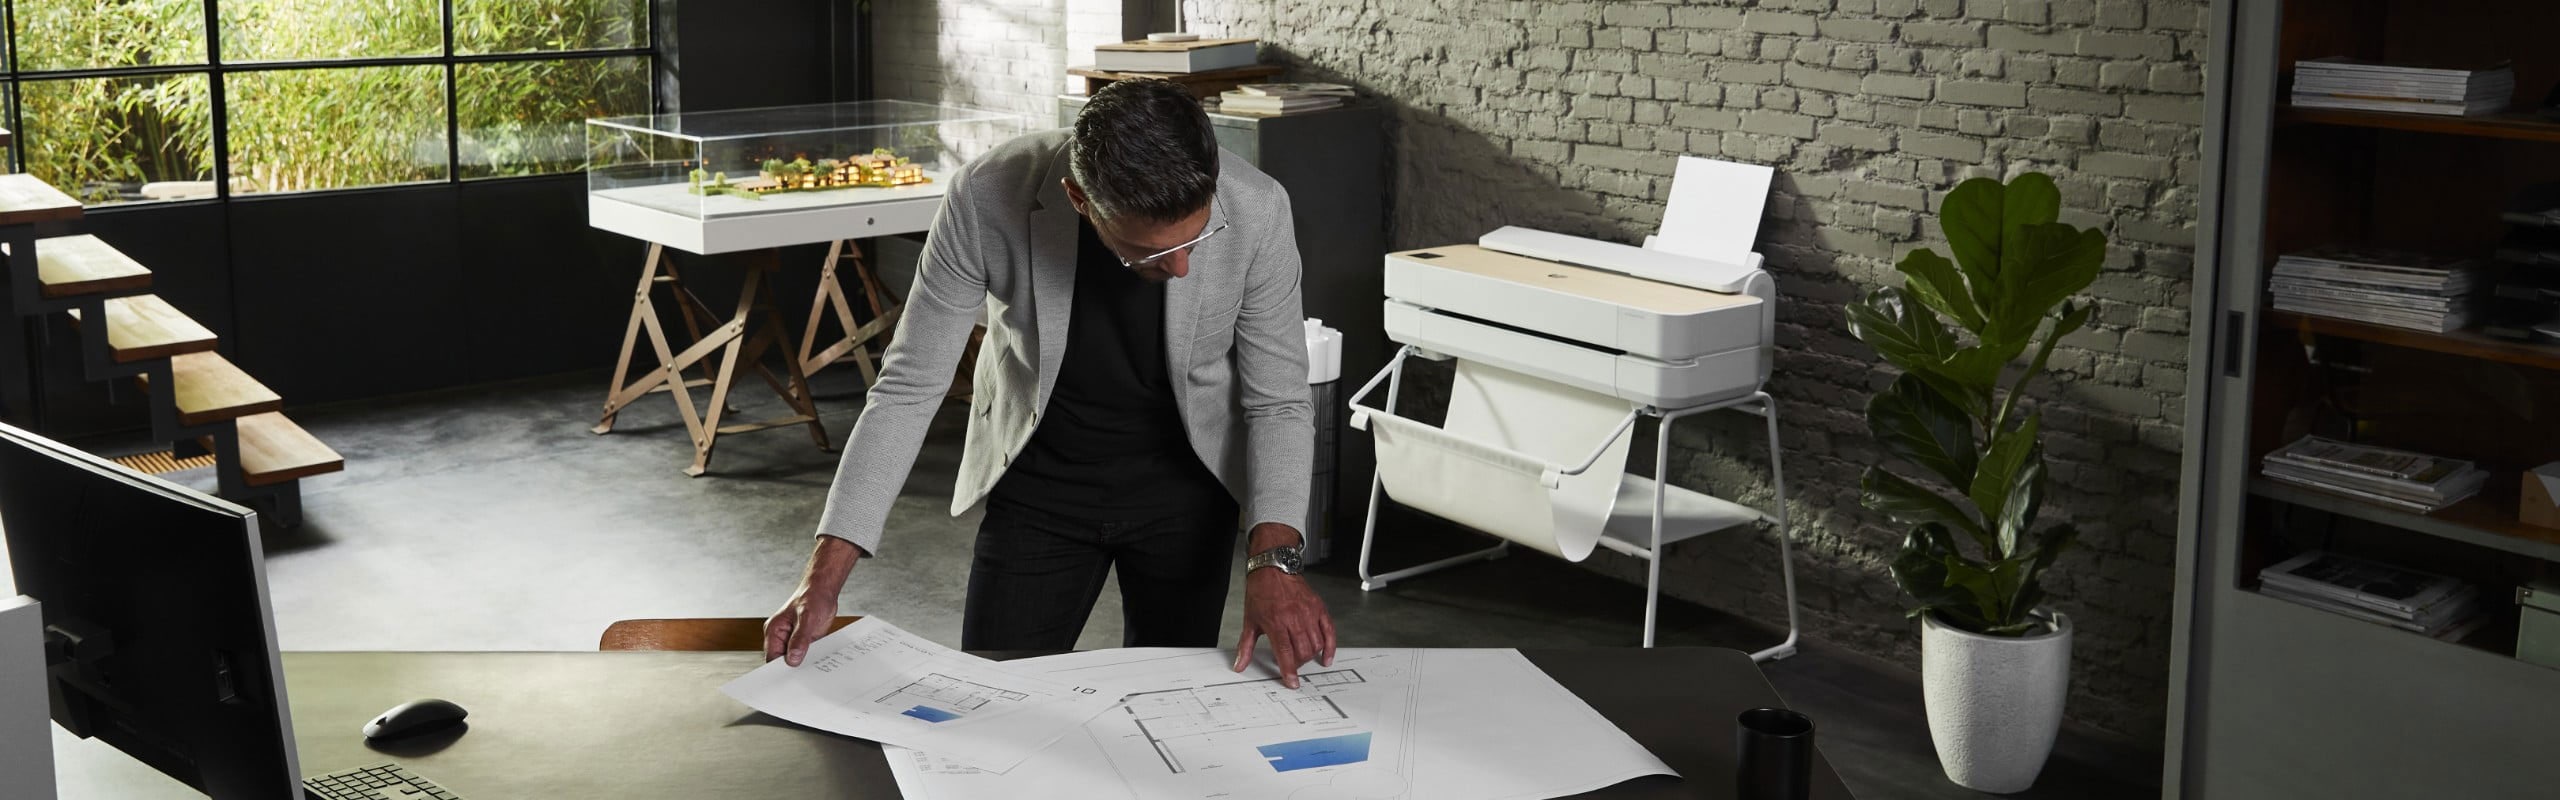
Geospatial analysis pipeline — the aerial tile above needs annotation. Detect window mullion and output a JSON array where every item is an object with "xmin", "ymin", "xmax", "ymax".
[{"xmin": 443, "ymin": 0, "xmax": 458, "ymax": 183}]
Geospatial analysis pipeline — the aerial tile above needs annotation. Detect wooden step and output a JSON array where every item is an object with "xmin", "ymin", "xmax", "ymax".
[
  {"xmin": 34, "ymin": 234, "xmax": 150, "ymax": 299},
  {"xmin": 160, "ymin": 351, "xmax": 282, "ymax": 427},
  {"xmin": 0, "ymin": 173, "xmax": 82, "ymax": 227},
  {"xmin": 65, "ymin": 294, "xmax": 216, "ymax": 363},
  {"xmin": 232, "ymin": 412, "xmax": 342, "ymax": 487}
]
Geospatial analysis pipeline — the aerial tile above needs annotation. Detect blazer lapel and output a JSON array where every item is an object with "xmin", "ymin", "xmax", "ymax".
[
  {"xmin": 1161, "ymin": 194, "xmax": 1231, "ymax": 385},
  {"xmin": 1027, "ymin": 148, "xmax": 1078, "ymax": 404}
]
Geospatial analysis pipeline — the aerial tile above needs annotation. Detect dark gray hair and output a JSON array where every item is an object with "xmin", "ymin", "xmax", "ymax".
[{"xmin": 1069, "ymin": 79, "xmax": 1220, "ymax": 223}]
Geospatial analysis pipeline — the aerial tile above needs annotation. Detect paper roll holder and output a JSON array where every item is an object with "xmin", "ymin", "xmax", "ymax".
[{"xmin": 1348, "ymin": 345, "xmax": 1801, "ymax": 661}]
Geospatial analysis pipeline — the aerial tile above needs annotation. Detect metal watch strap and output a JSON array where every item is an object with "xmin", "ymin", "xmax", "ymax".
[{"xmin": 1247, "ymin": 545, "xmax": 1302, "ymax": 575}]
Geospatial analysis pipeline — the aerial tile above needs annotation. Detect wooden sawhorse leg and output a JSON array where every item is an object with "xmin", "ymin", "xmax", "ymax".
[
  {"xmin": 797, "ymin": 238, "xmax": 902, "ymax": 386},
  {"xmin": 594, "ymin": 244, "xmax": 726, "ymax": 436},
  {"xmin": 595, "ymin": 246, "xmax": 832, "ymax": 476}
]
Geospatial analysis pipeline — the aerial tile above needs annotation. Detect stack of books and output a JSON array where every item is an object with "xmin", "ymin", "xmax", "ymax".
[
  {"xmin": 2258, "ymin": 550, "xmax": 2482, "ymax": 639},
  {"xmin": 2270, "ymin": 245, "xmax": 2482, "ymax": 332},
  {"xmin": 1092, "ymin": 37, "xmax": 1259, "ymax": 73},
  {"xmin": 2291, "ymin": 57, "xmax": 2514, "ymax": 116},
  {"xmin": 1214, "ymin": 83, "xmax": 1353, "ymax": 116},
  {"xmin": 2262, "ymin": 435, "xmax": 2489, "ymax": 514}
]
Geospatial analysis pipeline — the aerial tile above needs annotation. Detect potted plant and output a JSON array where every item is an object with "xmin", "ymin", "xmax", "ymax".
[{"xmin": 1844, "ymin": 172, "xmax": 2103, "ymax": 794}]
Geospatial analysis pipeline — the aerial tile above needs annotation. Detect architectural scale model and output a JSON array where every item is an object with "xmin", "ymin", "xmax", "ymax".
[{"xmin": 687, "ymin": 147, "xmax": 931, "ymax": 199}]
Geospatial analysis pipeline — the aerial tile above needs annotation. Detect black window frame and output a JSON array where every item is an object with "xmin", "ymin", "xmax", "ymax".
[{"xmin": 0, "ymin": 0, "xmax": 660, "ymax": 204}]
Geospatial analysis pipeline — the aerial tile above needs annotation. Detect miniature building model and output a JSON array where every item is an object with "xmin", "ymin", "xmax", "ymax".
[{"xmin": 686, "ymin": 147, "xmax": 929, "ymax": 199}]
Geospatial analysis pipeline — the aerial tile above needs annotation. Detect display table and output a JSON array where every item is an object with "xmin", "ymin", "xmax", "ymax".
[
  {"xmin": 584, "ymin": 101, "xmax": 1022, "ymax": 475},
  {"xmin": 53, "ymin": 648, "xmax": 1853, "ymax": 799}
]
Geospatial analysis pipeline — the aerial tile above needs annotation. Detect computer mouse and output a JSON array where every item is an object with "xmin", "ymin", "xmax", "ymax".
[{"xmin": 362, "ymin": 698, "xmax": 468, "ymax": 741}]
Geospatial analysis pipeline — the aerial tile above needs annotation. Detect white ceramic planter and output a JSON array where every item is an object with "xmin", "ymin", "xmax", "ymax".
[{"xmin": 1920, "ymin": 608, "xmax": 2072, "ymax": 794}]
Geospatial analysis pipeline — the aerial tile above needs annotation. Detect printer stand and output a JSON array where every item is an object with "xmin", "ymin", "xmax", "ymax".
[{"xmin": 1350, "ymin": 347, "xmax": 1802, "ymax": 659}]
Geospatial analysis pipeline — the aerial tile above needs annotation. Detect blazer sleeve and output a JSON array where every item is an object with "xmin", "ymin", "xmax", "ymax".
[
  {"xmin": 1231, "ymin": 192, "xmax": 1316, "ymax": 537},
  {"xmin": 811, "ymin": 177, "xmax": 991, "ymax": 556}
]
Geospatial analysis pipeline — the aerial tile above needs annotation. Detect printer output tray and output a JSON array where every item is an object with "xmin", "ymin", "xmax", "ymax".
[{"xmin": 1384, "ymin": 300, "xmax": 1760, "ymax": 409}]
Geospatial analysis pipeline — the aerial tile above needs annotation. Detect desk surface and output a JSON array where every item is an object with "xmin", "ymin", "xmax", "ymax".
[{"xmin": 57, "ymin": 648, "xmax": 1852, "ymax": 799}]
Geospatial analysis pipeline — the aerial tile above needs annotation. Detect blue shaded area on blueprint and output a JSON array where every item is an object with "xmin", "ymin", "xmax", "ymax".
[
  {"xmin": 903, "ymin": 705, "xmax": 960, "ymax": 723},
  {"xmin": 1256, "ymin": 732, "xmax": 1372, "ymax": 772}
]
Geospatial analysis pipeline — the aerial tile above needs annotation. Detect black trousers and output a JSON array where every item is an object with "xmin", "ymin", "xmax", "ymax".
[{"xmin": 961, "ymin": 493, "xmax": 1240, "ymax": 651}]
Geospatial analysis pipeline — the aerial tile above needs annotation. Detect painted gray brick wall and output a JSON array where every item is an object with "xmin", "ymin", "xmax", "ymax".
[
  {"xmin": 871, "ymin": 0, "xmax": 1071, "ymax": 119},
  {"xmin": 1179, "ymin": 0, "xmax": 2204, "ymax": 741}
]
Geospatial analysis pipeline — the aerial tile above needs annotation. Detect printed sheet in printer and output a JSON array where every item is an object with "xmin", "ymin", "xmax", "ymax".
[{"xmin": 886, "ymin": 648, "xmax": 1674, "ymax": 800}]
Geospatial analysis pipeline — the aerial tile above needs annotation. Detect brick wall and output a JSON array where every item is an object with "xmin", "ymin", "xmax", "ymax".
[
  {"xmin": 1181, "ymin": 0, "xmax": 2204, "ymax": 741},
  {"xmin": 872, "ymin": 0, "xmax": 1071, "ymax": 118}
]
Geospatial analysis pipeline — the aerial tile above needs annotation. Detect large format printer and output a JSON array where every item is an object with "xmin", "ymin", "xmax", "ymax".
[{"xmin": 1348, "ymin": 160, "xmax": 1800, "ymax": 658}]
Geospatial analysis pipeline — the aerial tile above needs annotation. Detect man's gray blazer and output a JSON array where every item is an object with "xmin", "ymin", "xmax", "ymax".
[{"xmin": 813, "ymin": 128, "xmax": 1314, "ymax": 555}]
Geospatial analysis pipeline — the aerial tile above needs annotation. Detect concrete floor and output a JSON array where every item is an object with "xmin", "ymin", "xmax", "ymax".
[{"xmin": 12, "ymin": 369, "xmax": 2161, "ymax": 799}]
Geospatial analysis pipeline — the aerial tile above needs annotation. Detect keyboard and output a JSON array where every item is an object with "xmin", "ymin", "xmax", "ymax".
[{"xmin": 303, "ymin": 763, "xmax": 463, "ymax": 800}]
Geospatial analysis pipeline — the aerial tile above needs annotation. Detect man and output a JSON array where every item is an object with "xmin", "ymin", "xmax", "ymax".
[{"xmin": 764, "ymin": 79, "xmax": 1338, "ymax": 687}]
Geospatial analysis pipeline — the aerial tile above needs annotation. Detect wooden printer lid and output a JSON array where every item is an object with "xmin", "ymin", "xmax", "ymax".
[{"xmin": 1390, "ymin": 244, "xmax": 1759, "ymax": 316}]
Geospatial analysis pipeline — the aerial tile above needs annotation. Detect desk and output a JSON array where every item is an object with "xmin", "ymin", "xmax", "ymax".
[{"xmin": 56, "ymin": 648, "xmax": 1853, "ymax": 799}]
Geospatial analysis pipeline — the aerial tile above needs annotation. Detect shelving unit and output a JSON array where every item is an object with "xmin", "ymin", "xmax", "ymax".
[
  {"xmin": 2247, "ymin": 477, "xmax": 2560, "ymax": 564},
  {"xmin": 2172, "ymin": 1, "xmax": 2560, "ymax": 796},
  {"xmin": 2277, "ymin": 105, "xmax": 2560, "ymax": 143},
  {"xmin": 2262, "ymin": 309, "xmax": 2560, "ymax": 370}
]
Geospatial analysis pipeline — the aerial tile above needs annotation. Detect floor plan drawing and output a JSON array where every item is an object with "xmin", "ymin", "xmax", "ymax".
[
  {"xmin": 886, "ymin": 648, "xmax": 1673, "ymax": 800},
  {"xmin": 1122, "ymin": 669, "xmax": 1370, "ymax": 772},
  {"xmin": 720, "ymin": 618, "xmax": 1125, "ymax": 773},
  {"xmin": 882, "ymin": 673, "xmax": 1032, "ymax": 723}
]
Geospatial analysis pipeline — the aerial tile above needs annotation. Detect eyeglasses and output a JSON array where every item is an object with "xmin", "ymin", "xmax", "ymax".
[{"xmin": 1117, "ymin": 221, "xmax": 1228, "ymax": 270}]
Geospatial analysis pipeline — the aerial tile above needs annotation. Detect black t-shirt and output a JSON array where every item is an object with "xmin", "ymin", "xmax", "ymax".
[{"xmin": 987, "ymin": 216, "xmax": 1231, "ymax": 519}]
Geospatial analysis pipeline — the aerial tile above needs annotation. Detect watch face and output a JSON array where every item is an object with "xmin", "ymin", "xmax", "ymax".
[{"xmin": 1275, "ymin": 546, "xmax": 1304, "ymax": 572}]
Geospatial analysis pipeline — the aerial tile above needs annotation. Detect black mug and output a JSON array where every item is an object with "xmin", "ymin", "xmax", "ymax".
[{"xmin": 1736, "ymin": 707, "xmax": 1814, "ymax": 800}]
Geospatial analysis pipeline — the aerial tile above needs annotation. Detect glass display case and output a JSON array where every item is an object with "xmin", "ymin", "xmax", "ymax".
[{"xmin": 586, "ymin": 100, "xmax": 1029, "ymax": 254}]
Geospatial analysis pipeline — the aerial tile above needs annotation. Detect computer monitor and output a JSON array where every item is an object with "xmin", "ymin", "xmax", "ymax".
[{"xmin": 0, "ymin": 423, "xmax": 303, "ymax": 798}]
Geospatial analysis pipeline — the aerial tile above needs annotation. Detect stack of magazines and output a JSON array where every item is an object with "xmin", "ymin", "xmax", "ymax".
[
  {"xmin": 2292, "ymin": 57, "xmax": 2514, "ymax": 116},
  {"xmin": 2262, "ymin": 435, "xmax": 2488, "ymax": 513},
  {"xmin": 1215, "ymin": 83, "xmax": 1352, "ymax": 116},
  {"xmin": 2271, "ymin": 245, "xmax": 2482, "ymax": 333},
  {"xmin": 2259, "ymin": 551, "xmax": 2482, "ymax": 638}
]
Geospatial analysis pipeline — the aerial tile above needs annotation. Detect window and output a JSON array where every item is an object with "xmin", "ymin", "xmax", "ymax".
[{"xmin": 2, "ymin": 0, "xmax": 652, "ymax": 206}]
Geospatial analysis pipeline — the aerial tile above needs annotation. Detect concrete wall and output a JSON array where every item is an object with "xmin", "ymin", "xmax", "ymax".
[{"xmin": 868, "ymin": 0, "xmax": 2204, "ymax": 741}]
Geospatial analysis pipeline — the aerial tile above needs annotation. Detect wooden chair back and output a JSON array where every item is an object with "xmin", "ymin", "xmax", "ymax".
[{"xmin": 597, "ymin": 616, "xmax": 863, "ymax": 652}]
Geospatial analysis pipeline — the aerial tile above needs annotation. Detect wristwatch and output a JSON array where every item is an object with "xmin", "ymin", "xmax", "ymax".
[{"xmin": 1245, "ymin": 545, "xmax": 1305, "ymax": 576}]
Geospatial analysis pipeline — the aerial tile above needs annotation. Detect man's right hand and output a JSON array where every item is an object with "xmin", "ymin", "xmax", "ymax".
[{"xmin": 764, "ymin": 535, "xmax": 864, "ymax": 665}]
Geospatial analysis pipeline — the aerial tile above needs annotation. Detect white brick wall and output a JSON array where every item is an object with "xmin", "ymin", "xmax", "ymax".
[
  {"xmin": 872, "ymin": 0, "xmax": 1073, "ymax": 118},
  {"xmin": 1182, "ymin": 0, "xmax": 2205, "ymax": 741}
]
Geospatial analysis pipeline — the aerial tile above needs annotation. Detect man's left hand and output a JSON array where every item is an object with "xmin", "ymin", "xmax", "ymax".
[{"xmin": 1234, "ymin": 523, "xmax": 1336, "ymax": 688}]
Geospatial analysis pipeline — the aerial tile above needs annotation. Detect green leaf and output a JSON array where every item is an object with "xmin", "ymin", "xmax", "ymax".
[
  {"xmin": 1989, "ymin": 301, "xmax": 2093, "ymax": 435},
  {"xmin": 1867, "ymin": 374, "xmax": 1979, "ymax": 490},
  {"xmin": 1893, "ymin": 248, "xmax": 1986, "ymax": 335},
  {"xmin": 1941, "ymin": 556, "xmax": 2005, "ymax": 623},
  {"xmin": 1992, "ymin": 223, "xmax": 2107, "ymax": 346},
  {"xmin": 1862, "ymin": 467, "xmax": 1989, "ymax": 549},
  {"xmin": 2003, "ymin": 522, "xmax": 2080, "ymax": 624},
  {"xmin": 1997, "ymin": 173, "xmax": 2063, "ymax": 282},
  {"xmin": 1845, "ymin": 287, "xmax": 1961, "ymax": 374},
  {"xmin": 2027, "ymin": 521, "xmax": 2079, "ymax": 575},
  {"xmin": 1986, "ymin": 557, "xmax": 2028, "ymax": 623},
  {"xmin": 1892, "ymin": 525, "xmax": 1973, "ymax": 615},
  {"xmin": 1970, "ymin": 413, "xmax": 2041, "ymax": 520},
  {"xmin": 1940, "ymin": 344, "xmax": 2016, "ymax": 390},
  {"xmin": 1995, "ymin": 458, "xmax": 2047, "ymax": 559},
  {"xmin": 1940, "ymin": 177, "xmax": 2008, "ymax": 313}
]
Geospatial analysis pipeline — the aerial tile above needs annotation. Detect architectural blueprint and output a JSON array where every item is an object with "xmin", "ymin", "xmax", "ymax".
[
  {"xmin": 718, "ymin": 618, "xmax": 1123, "ymax": 772},
  {"xmin": 886, "ymin": 648, "xmax": 1675, "ymax": 800}
]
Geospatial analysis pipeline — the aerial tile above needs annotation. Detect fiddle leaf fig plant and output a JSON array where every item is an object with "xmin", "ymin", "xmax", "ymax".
[{"xmin": 1845, "ymin": 173, "xmax": 2103, "ymax": 637}]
